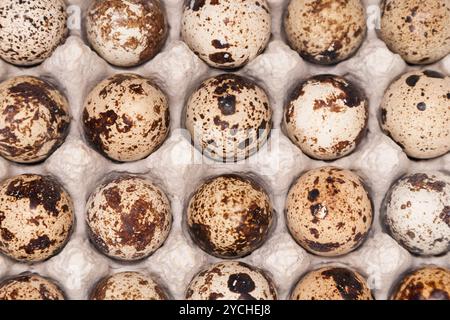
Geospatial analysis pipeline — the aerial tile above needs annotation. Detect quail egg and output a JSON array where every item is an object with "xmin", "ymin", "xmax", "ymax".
[
  {"xmin": 291, "ymin": 266, "xmax": 373, "ymax": 300},
  {"xmin": 380, "ymin": 0, "xmax": 450, "ymax": 64},
  {"xmin": 391, "ymin": 266, "xmax": 450, "ymax": 300},
  {"xmin": 83, "ymin": 73, "xmax": 170, "ymax": 162},
  {"xmin": 284, "ymin": 74, "xmax": 368, "ymax": 160},
  {"xmin": 285, "ymin": 166, "xmax": 373, "ymax": 257},
  {"xmin": 86, "ymin": 0, "xmax": 167, "ymax": 67},
  {"xmin": 380, "ymin": 70, "xmax": 450, "ymax": 159},
  {"xmin": 383, "ymin": 172, "xmax": 450, "ymax": 256},
  {"xmin": 0, "ymin": 174, "xmax": 74, "ymax": 263},
  {"xmin": 186, "ymin": 261, "xmax": 277, "ymax": 300},
  {"xmin": 0, "ymin": 273, "xmax": 65, "ymax": 300},
  {"xmin": 181, "ymin": 0, "xmax": 271, "ymax": 69},
  {"xmin": 187, "ymin": 174, "xmax": 273, "ymax": 258},
  {"xmin": 90, "ymin": 271, "xmax": 169, "ymax": 300},
  {"xmin": 86, "ymin": 174, "xmax": 172, "ymax": 261},
  {"xmin": 0, "ymin": 0, "xmax": 67, "ymax": 66},
  {"xmin": 284, "ymin": 0, "xmax": 366, "ymax": 65},
  {"xmin": 0, "ymin": 76, "xmax": 71, "ymax": 164},
  {"xmin": 185, "ymin": 74, "xmax": 272, "ymax": 162}
]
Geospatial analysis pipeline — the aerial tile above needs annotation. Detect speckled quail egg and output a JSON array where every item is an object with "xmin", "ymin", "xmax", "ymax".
[
  {"xmin": 186, "ymin": 261, "xmax": 277, "ymax": 300},
  {"xmin": 83, "ymin": 73, "xmax": 170, "ymax": 162},
  {"xmin": 390, "ymin": 266, "xmax": 450, "ymax": 300},
  {"xmin": 187, "ymin": 174, "xmax": 273, "ymax": 258},
  {"xmin": 185, "ymin": 74, "xmax": 272, "ymax": 162},
  {"xmin": 285, "ymin": 166, "xmax": 373, "ymax": 257},
  {"xmin": 380, "ymin": 0, "xmax": 450, "ymax": 64},
  {"xmin": 181, "ymin": 0, "xmax": 271, "ymax": 69},
  {"xmin": 380, "ymin": 70, "xmax": 450, "ymax": 159},
  {"xmin": 0, "ymin": 0, "xmax": 67, "ymax": 66},
  {"xmin": 383, "ymin": 172, "xmax": 450, "ymax": 256},
  {"xmin": 86, "ymin": 0, "xmax": 167, "ymax": 67},
  {"xmin": 284, "ymin": 0, "xmax": 366, "ymax": 65},
  {"xmin": 284, "ymin": 75, "xmax": 368, "ymax": 160},
  {"xmin": 0, "ymin": 273, "xmax": 65, "ymax": 300},
  {"xmin": 90, "ymin": 271, "xmax": 169, "ymax": 300},
  {"xmin": 291, "ymin": 266, "xmax": 373, "ymax": 300},
  {"xmin": 0, "ymin": 174, "xmax": 74, "ymax": 263},
  {"xmin": 0, "ymin": 76, "xmax": 71, "ymax": 164},
  {"xmin": 86, "ymin": 175, "xmax": 172, "ymax": 261}
]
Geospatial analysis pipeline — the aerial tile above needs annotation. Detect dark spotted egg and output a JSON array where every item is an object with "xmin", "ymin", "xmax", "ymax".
[
  {"xmin": 181, "ymin": 0, "xmax": 271, "ymax": 69},
  {"xmin": 185, "ymin": 74, "xmax": 272, "ymax": 162},
  {"xmin": 86, "ymin": 175, "xmax": 172, "ymax": 261},
  {"xmin": 82, "ymin": 73, "xmax": 170, "ymax": 162},
  {"xmin": 0, "ymin": 0, "xmax": 67, "ymax": 66},
  {"xmin": 284, "ymin": 75, "xmax": 368, "ymax": 160},
  {"xmin": 0, "ymin": 174, "xmax": 74, "ymax": 263},
  {"xmin": 291, "ymin": 266, "xmax": 373, "ymax": 300},
  {"xmin": 0, "ymin": 273, "xmax": 65, "ymax": 300},
  {"xmin": 0, "ymin": 76, "xmax": 71, "ymax": 164},
  {"xmin": 187, "ymin": 174, "xmax": 273, "ymax": 258},
  {"xmin": 390, "ymin": 266, "xmax": 450, "ymax": 300},
  {"xmin": 285, "ymin": 166, "xmax": 373, "ymax": 257},
  {"xmin": 380, "ymin": 70, "xmax": 450, "ymax": 159},
  {"xmin": 186, "ymin": 261, "xmax": 277, "ymax": 300},
  {"xmin": 86, "ymin": 0, "xmax": 167, "ymax": 67},
  {"xmin": 284, "ymin": 0, "xmax": 366, "ymax": 65}
]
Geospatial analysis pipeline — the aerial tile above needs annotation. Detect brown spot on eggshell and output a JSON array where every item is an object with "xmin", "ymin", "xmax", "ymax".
[{"xmin": 0, "ymin": 273, "xmax": 65, "ymax": 300}]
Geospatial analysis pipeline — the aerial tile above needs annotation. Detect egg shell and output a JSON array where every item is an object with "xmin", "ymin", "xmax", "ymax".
[
  {"xmin": 86, "ymin": 0, "xmax": 167, "ymax": 67},
  {"xmin": 390, "ymin": 266, "xmax": 450, "ymax": 300},
  {"xmin": 181, "ymin": 0, "xmax": 271, "ymax": 69},
  {"xmin": 380, "ymin": 0, "xmax": 450, "ymax": 64},
  {"xmin": 0, "ymin": 174, "xmax": 74, "ymax": 263},
  {"xmin": 0, "ymin": 273, "xmax": 65, "ymax": 300},
  {"xmin": 185, "ymin": 74, "xmax": 272, "ymax": 162},
  {"xmin": 380, "ymin": 70, "xmax": 450, "ymax": 159},
  {"xmin": 90, "ymin": 271, "xmax": 169, "ymax": 300},
  {"xmin": 0, "ymin": 0, "xmax": 67, "ymax": 66},
  {"xmin": 383, "ymin": 172, "xmax": 450, "ymax": 256},
  {"xmin": 86, "ymin": 175, "xmax": 172, "ymax": 261},
  {"xmin": 0, "ymin": 76, "xmax": 71, "ymax": 164},
  {"xmin": 82, "ymin": 73, "xmax": 170, "ymax": 162},
  {"xmin": 284, "ymin": 0, "xmax": 366, "ymax": 65},
  {"xmin": 186, "ymin": 261, "xmax": 277, "ymax": 300},
  {"xmin": 285, "ymin": 166, "xmax": 373, "ymax": 257},
  {"xmin": 291, "ymin": 266, "xmax": 373, "ymax": 300},
  {"xmin": 187, "ymin": 174, "xmax": 273, "ymax": 258},
  {"xmin": 284, "ymin": 74, "xmax": 368, "ymax": 160}
]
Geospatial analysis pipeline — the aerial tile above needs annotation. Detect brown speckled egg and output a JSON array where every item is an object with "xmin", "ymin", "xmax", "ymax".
[
  {"xmin": 186, "ymin": 261, "xmax": 277, "ymax": 300},
  {"xmin": 284, "ymin": 0, "xmax": 366, "ymax": 65},
  {"xmin": 0, "ymin": 174, "xmax": 74, "ymax": 263},
  {"xmin": 391, "ymin": 266, "xmax": 450, "ymax": 300},
  {"xmin": 181, "ymin": 0, "xmax": 271, "ymax": 69},
  {"xmin": 86, "ymin": 0, "xmax": 167, "ymax": 67},
  {"xmin": 0, "ymin": 0, "xmax": 67, "ymax": 66},
  {"xmin": 383, "ymin": 172, "xmax": 450, "ymax": 256},
  {"xmin": 0, "ymin": 76, "xmax": 71, "ymax": 164},
  {"xmin": 285, "ymin": 167, "xmax": 373, "ymax": 257},
  {"xmin": 187, "ymin": 174, "xmax": 273, "ymax": 258},
  {"xmin": 380, "ymin": 70, "xmax": 450, "ymax": 159},
  {"xmin": 284, "ymin": 75, "xmax": 368, "ymax": 160},
  {"xmin": 83, "ymin": 73, "xmax": 170, "ymax": 162},
  {"xmin": 185, "ymin": 74, "xmax": 272, "ymax": 162},
  {"xmin": 0, "ymin": 273, "xmax": 65, "ymax": 300},
  {"xmin": 380, "ymin": 0, "xmax": 450, "ymax": 64},
  {"xmin": 291, "ymin": 266, "xmax": 373, "ymax": 300},
  {"xmin": 86, "ymin": 175, "xmax": 172, "ymax": 261},
  {"xmin": 90, "ymin": 271, "xmax": 169, "ymax": 300}
]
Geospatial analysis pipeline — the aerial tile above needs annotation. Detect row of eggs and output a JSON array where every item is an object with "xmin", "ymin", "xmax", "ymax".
[
  {"xmin": 1, "ymin": 0, "xmax": 449, "ymax": 68},
  {"xmin": 0, "ymin": 69, "xmax": 448, "ymax": 164}
]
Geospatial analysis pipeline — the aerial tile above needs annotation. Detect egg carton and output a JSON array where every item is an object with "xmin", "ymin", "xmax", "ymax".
[{"xmin": 0, "ymin": 0, "xmax": 449, "ymax": 300}]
